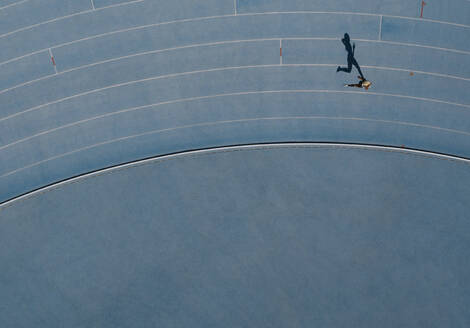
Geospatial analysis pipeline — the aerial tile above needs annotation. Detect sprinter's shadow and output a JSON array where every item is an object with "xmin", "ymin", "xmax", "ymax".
[{"xmin": 336, "ymin": 33, "xmax": 364, "ymax": 79}]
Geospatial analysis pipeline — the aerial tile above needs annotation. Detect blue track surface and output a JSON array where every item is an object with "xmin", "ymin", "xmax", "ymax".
[
  {"xmin": 0, "ymin": 0, "xmax": 469, "ymax": 201},
  {"xmin": 1, "ymin": 144, "xmax": 470, "ymax": 327},
  {"xmin": 1, "ymin": 0, "xmax": 470, "ymax": 326}
]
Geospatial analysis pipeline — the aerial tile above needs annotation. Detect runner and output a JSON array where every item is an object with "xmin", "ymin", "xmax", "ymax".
[{"xmin": 345, "ymin": 76, "xmax": 372, "ymax": 90}]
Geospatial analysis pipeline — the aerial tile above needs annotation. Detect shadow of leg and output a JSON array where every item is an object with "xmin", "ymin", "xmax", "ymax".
[{"xmin": 337, "ymin": 55, "xmax": 353, "ymax": 73}]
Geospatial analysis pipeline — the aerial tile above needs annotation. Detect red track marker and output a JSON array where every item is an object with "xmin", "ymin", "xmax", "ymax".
[
  {"xmin": 51, "ymin": 56, "xmax": 56, "ymax": 66},
  {"xmin": 280, "ymin": 47, "xmax": 282, "ymax": 57},
  {"xmin": 420, "ymin": 1, "xmax": 426, "ymax": 18}
]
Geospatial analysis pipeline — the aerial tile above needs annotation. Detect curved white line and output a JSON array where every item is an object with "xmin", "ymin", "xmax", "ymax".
[
  {"xmin": 1, "ymin": 37, "xmax": 470, "ymax": 96},
  {"xmin": 2, "ymin": 115, "xmax": 470, "ymax": 179},
  {"xmin": 0, "ymin": 0, "xmax": 30, "ymax": 11},
  {"xmin": 1, "ymin": 64, "xmax": 469, "ymax": 123},
  {"xmin": 242, "ymin": 11, "xmax": 470, "ymax": 29},
  {"xmin": 0, "ymin": 39, "xmax": 279, "ymax": 94},
  {"xmin": 285, "ymin": 37, "xmax": 470, "ymax": 56},
  {"xmin": 385, "ymin": 13, "xmax": 470, "ymax": 29},
  {"xmin": 0, "ymin": 64, "xmax": 263, "ymax": 122},
  {"xmin": 0, "ymin": 0, "xmax": 145, "ymax": 39},
  {"xmin": 283, "ymin": 63, "xmax": 470, "ymax": 82},
  {"xmin": 0, "ymin": 48, "xmax": 46, "ymax": 67},
  {"xmin": 1, "ymin": 10, "xmax": 469, "ymax": 67},
  {"xmin": 3, "ymin": 142, "xmax": 470, "ymax": 208},
  {"xmin": 0, "ymin": 14, "xmax": 236, "ymax": 68},
  {"xmin": 4, "ymin": 9, "xmax": 467, "ymax": 42},
  {"xmin": 2, "ymin": 89, "xmax": 470, "ymax": 152}
]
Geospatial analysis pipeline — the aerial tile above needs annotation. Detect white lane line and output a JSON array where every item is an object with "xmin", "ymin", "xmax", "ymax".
[
  {"xmin": 51, "ymin": 14, "xmax": 236, "ymax": 50},
  {"xmin": 364, "ymin": 65, "xmax": 470, "ymax": 81},
  {"xmin": 283, "ymin": 63, "xmax": 470, "ymax": 82},
  {"xmin": 0, "ymin": 73, "xmax": 56, "ymax": 94},
  {"xmin": 3, "ymin": 141, "xmax": 470, "ymax": 208},
  {"xmin": 0, "ymin": 10, "xmax": 93, "ymax": 39},
  {"xmin": 240, "ymin": 11, "xmax": 470, "ymax": 29},
  {"xmin": 2, "ymin": 89, "xmax": 470, "ymax": 152},
  {"xmin": 0, "ymin": 7, "xmax": 380, "ymax": 46},
  {"xmin": 90, "ymin": 0, "xmax": 95, "ymax": 10},
  {"xmin": 234, "ymin": 0, "xmax": 237, "ymax": 15},
  {"xmin": 0, "ymin": 64, "xmax": 267, "ymax": 122},
  {"xmin": 2, "ymin": 114, "xmax": 470, "ymax": 179},
  {"xmin": 1, "ymin": 64, "xmax": 470, "ymax": 123},
  {"xmin": 285, "ymin": 37, "xmax": 470, "ymax": 55},
  {"xmin": 0, "ymin": 49, "xmax": 46, "ymax": 67},
  {"xmin": 1, "ymin": 37, "xmax": 470, "ymax": 96},
  {"xmin": 0, "ymin": 0, "xmax": 145, "ymax": 39},
  {"xmin": 98, "ymin": 0, "xmax": 144, "ymax": 9},
  {"xmin": 386, "ymin": 13, "xmax": 470, "ymax": 29},
  {"xmin": 242, "ymin": 10, "xmax": 381, "ymax": 18},
  {"xmin": 354, "ymin": 38, "xmax": 470, "ymax": 55},
  {"xmin": 0, "ymin": 39, "xmax": 280, "ymax": 95},
  {"xmin": 1, "ymin": 11, "xmax": 470, "ymax": 68},
  {"xmin": 0, "ymin": 0, "xmax": 30, "ymax": 11}
]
